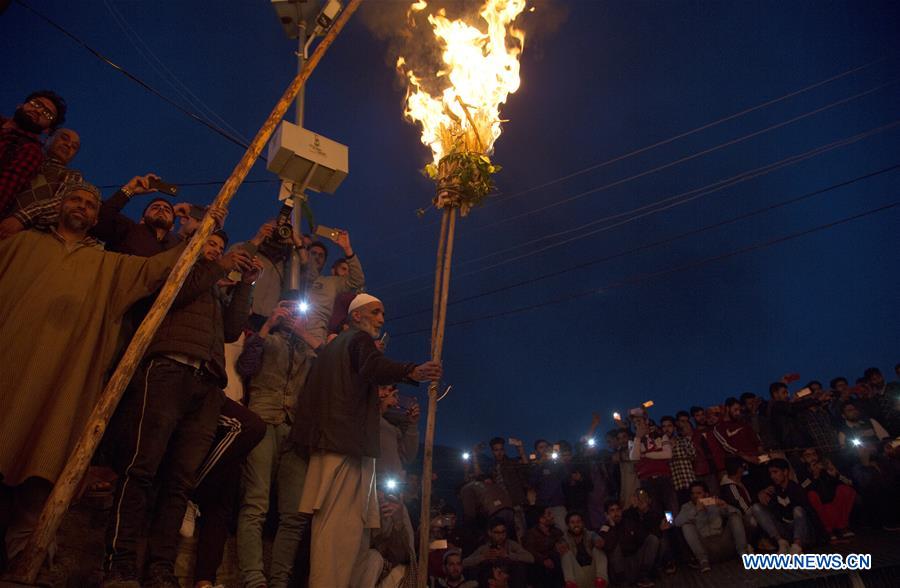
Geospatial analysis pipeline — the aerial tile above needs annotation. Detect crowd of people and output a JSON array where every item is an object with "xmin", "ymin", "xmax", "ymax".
[
  {"xmin": 0, "ymin": 89, "xmax": 898, "ymax": 588},
  {"xmin": 0, "ymin": 89, "xmax": 441, "ymax": 588},
  {"xmin": 438, "ymin": 366, "xmax": 900, "ymax": 588}
]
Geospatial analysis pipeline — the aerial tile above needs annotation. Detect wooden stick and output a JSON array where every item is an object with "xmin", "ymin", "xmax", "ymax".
[
  {"xmin": 4, "ymin": 1, "xmax": 362, "ymax": 582},
  {"xmin": 430, "ymin": 209, "xmax": 449, "ymax": 349},
  {"xmin": 455, "ymin": 95, "xmax": 484, "ymax": 153},
  {"xmin": 417, "ymin": 206, "xmax": 458, "ymax": 586}
]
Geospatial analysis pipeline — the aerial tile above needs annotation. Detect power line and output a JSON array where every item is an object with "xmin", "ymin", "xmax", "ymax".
[
  {"xmin": 14, "ymin": 0, "xmax": 256, "ymax": 155},
  {"xmin": 391, "ymin": 198, "xmax": 900, "ymax": 337},
  {"xmin": 466, "ymin": 80, "xmax": 899, "ymax": 235},
  {"xmin": 102, "ymin": 0, "xmax": 251, "ymax": 144},
  {"xmin": 377, "ymin": 57, "xmax": 891, "ymax": 243},
  {"xmin": 374, "ymin": 116, "xmax": 900, "ymax": 292},
  {"xmin": 482, "ymin": 59, "xmax": 890, "ymax": 208},
  {"xmin": 387, "ymin": 161, "xmax": 900, "ymax": 322},
  {"xmin": 95, "ymin": 178, "xmax": 278, "ymax": 190}
]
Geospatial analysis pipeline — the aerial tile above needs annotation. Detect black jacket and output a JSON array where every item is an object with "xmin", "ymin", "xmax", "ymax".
[
  {"xmin": 145, "ymin": 260, "xmax": 251, "ymax": 387},
  {"xmin": 291, "ymin": 328, "xmax": 416, "ymax": 458},
  {"xmin": 599, "ymin": 507, "xmax": 651, "ymax": 556}
]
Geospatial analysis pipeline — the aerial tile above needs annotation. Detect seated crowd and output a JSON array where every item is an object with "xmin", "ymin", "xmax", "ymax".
[
  {"xmin": 0, "ymin": 90, "xmax": 898, "ymax": 588},
  {"xmin": 434, "ymin": 367, "xmax": 900, "ymax": 587}
]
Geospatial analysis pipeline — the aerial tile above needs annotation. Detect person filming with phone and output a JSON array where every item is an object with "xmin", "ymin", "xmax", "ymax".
[
  {"xmin": 233, "ymin": 299, "xmax": 320, "ymax": 587},
  {"xmin": 302, "ymin": 225, "xmax": 365, "ymax": 344},
  {"xmin": 674, "ymin": 480, "xmax": 750, "ymax": 573}
]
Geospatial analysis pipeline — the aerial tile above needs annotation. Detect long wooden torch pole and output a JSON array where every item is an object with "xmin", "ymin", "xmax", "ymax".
[
  {"xmin": 5, "ymin": 0, "xmax": 362, "ymax": 582},
  {"xmin": 417, "ymin": 205, "xmax": 458, "ymax": 586}
]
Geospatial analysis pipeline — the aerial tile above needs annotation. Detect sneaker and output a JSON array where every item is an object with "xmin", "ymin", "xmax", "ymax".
[
  {"xmin": 790, "ymin": 542, "xmax": 802, "ymax": 555},
  {"xmin": 145, "ymin": 562, "xmax": 181, "ymax": 588},
  {"xmin": 699, "ymin": 560, "xmax": 711, "ymax": 573},
  {"xmin": 636, "ymin": 579, "xmax": 655, "ymax": 588},
  {"xmin": 664, "ymin": 561, "xmax": 677, "ymax": 574},
  {"xmin": 593, "ymin": 579, "xmax": 608, "ymax": 588},
  {"xmin": 840, "ymin": 529, "xmax": 856, "ymax": 539},
  {"xmin": 758, "ymin": 537, "xmax": 775, "ymax": 551},
  {"xmin": 101, "ymin": 567, "xmax": 141, "ymax": 588},
  {"xmin": 777, "ymin": 539, "xmax": 790, "ymax": 554},
  {"xmin": 180, "ymin": 500, "xmax": 201, "ymax": 538}
]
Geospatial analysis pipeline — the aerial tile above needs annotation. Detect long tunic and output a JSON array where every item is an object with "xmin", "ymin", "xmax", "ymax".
[{"xmin": 0, "ymin": 229, "xmax": 185, "ymax": 486}]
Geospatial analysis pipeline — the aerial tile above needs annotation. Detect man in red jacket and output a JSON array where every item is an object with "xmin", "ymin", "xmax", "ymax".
[
  {"xmin": 714, "ymin": 398, "xmax": 763, "ymax": 465},
  {"xmin": 688, "ymin": 407, "xmax": 725, "ymax": 496}
]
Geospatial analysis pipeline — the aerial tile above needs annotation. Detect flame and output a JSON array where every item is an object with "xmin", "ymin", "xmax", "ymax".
[{"xmin": 399, "ymin": 0, "xmax": 527, "ymax": 164}]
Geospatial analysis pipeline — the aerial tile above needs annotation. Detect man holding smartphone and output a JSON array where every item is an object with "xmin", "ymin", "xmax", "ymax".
[
  {"xmin": 303, "ymin": 227, "xmax": 365, "ymax": 344},
  {"xmin": 103, "ymin": 232, "xmax": 260, "ymax": 588},
  {"xmin": 674, "ymin": 481, "xmax": 750, "ymax": 572}
]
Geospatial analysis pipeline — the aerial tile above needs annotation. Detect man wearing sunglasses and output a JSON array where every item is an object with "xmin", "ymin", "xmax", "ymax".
[{"xmin": 1, "ymin": 90, "xmax": 67, "ymax": 216}]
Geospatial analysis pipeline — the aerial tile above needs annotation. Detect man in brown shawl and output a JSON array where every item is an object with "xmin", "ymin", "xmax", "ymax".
[{"xmin": 0, "ymin": 181, "xmax": 197, "ymax": 565}]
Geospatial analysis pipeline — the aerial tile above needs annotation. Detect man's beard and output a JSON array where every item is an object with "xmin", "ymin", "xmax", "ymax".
[
  {"xmin": 13, "ymin": 107, "xmax": 45, "ymax": 134},
  {"xmin": 60, "ymin": 210, "xmax": 92, "ymax": 233},
  {"xmin": 145, "ymin": 215, "xmax": 173, "ymax": 231}
]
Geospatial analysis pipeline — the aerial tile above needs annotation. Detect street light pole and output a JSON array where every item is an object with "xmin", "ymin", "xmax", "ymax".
[{"xmin": 289, "ymin": 19, "xmax": 307, "ymax": 293}]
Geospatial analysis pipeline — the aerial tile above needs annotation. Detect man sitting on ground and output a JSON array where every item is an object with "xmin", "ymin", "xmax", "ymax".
[
  {"xmin": 437, "ymin": 549, "xmax": 477, "ymax": 588},
  {"xmin": 522, "ymin": 506, "xmax": 564, "ymax": 588},
  {"xmin": 462, "ymin": 519, "xmax": 533, "ymax": 588},
  {"xmin": 674, "ymin": 480, "xmax": 750, "ymax": 573},
  {"xmin": 797, "ymin": 448, "xmax": 856, "ymax": 544},
  {"xmin": 557, "ymin": 511, "xmax": 608, "ymax": 588},
  {"xmin": 750, "ymin": 458, "xmax": 811, "ymax": 555},
  {"xmin": 597, "ymin": 500, "xmax": 657, "ymax": 588}
]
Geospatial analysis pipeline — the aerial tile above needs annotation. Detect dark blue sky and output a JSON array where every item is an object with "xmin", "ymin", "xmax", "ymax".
[{"xmin": 3, "ymin": 1, "xmax": 899, "ymax": 453}]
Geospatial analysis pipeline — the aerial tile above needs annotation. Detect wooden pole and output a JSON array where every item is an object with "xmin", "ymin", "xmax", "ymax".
[
  {"xmin": 417, "ymin": 206, "xmax": 458, "ymax": 586},
  {"xmin": 5, "ymin": 0, "xmax": 362, "ymax": 582}
]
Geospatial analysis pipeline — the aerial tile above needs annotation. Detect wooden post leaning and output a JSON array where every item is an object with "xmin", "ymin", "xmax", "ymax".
[{"xmin": 5, "ymin": 0, "xmax": 362, "ymax": 582}]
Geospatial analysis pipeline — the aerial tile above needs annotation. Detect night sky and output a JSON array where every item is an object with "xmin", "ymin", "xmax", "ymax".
[{"xmin": 3, "ymin": 1, "xmax": 899, "ymax": 455}]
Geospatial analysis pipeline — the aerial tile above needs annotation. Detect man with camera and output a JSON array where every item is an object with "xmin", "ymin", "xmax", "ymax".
[
  {"xmin": 235, "ymin": 299, "xmax": 320, "ymax": 588},
  {"xmin": 291, "ymin": 293, "xmax": 441, "ymax": 588},
  {"xmin": 837, "ymin": 401, "xmax": 900, "ymax": 530},
  {"xmin": 377, "ymin": 384, "xmax": 420, "ymax": 483},
  {"xmin": 674, "ymin": 481, "xmax": 750, "ymax": 573},
  {"xmin": 462, "ymin": 518, "xmax": 533, "ymax": 588},
  {"xmin": 304, "ymin": 227, "xmax": 364, "ymax": 344},
  {"xmin": 349, "ymin": 385, "xmax": 422, "ymax": 588}
]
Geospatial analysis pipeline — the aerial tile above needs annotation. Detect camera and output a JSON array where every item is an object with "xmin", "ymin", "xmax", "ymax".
[{"xmin": 264, "ymin": 202, "xmax": 295, "ymax": 248}]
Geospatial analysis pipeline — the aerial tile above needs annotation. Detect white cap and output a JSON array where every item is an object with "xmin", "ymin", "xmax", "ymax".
[{"xmin": 348, "ymin": 293, "xmax": 382, "ymax": 314}]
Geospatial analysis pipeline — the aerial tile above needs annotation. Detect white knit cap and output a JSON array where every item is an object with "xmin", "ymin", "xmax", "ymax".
[{"xmin": 348, "ymin": 293, "xmax": 382, "ymax": 314}]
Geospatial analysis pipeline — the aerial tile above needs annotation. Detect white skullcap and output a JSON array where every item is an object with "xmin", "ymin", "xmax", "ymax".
[{"xmin": 348, "ymin": 293, "xmax": 382, "ymax": 314}]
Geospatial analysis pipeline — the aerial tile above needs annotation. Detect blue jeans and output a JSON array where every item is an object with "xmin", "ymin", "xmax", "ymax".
[
  {"xmin": 680, "ymin": 511, "xmax": 747, "ymax": 563},
  {"xmin": 750, "ymin": 503, "xmax": 810, "ymax": 545},
  {"xmin": 236, "ymin": 423, "xmax": 308, "ymax": 588}
]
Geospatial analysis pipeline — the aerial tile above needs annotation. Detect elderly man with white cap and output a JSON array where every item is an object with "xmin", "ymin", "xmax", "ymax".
[{"xmin": 291, "ymin": 292, "xmax": 442, "ymax": 588}]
